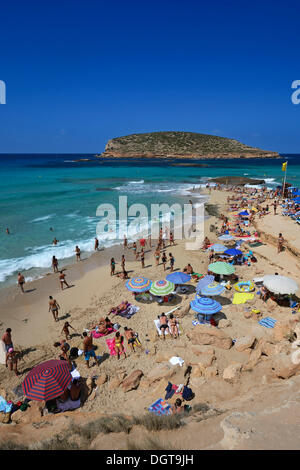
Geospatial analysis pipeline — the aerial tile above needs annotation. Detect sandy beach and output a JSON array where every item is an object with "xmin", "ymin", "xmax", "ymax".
[{"xmin": 1, "ymin": 184, "xmax": 300, "ymax": 449}]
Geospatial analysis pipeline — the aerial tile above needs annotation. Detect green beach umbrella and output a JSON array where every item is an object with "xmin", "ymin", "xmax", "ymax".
[
  {"xmin": 208, "ymin": 262, "xmax": 235, "ymax": 275},
  {"xmin": 150, "ymin": 280, "xmax": 175, "ymax": 296}
]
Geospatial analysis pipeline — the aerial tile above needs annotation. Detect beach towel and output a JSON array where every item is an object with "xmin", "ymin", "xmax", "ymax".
[
  {"xmin": 232, "ymin": 292, "xmax": 254, "ymax": 304},
  {"xmin": 148, "ymin": 398, "xmax": 172, "ymax": 416},
  {"xmin": 154, "ymin": 319, "xmax": 182, "ymax": 336},
  {"xmin": 56, "ymin": 397, "xmax": 81, "ymax": 412},
  {"xmin": 106, "ymin": 338, "xmax": 126, "ymax": 356},
  {"xmin": 258, "ymin": 317, "xmax": 277, "ymax": 328},
  {"xmin": 91, "ymin": 327, "xmax": 115, "ymax": 339},
  {"xmin": 114, "ymin": 305, "xmax": 140, "ymax": 319}
]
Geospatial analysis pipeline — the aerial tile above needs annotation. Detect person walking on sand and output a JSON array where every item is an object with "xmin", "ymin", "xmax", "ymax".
[
  {"xmin": 59, "ymin": 271, "xmax": 70, "ymax": 290},
  {"xmin": 154, "ymin": 247, "xmax": 160, "ymax": 266},
  {"xmin": 132, "ymin": 241, "xmax": 138, "ymax": 259},
  {"xmin": 121, "ymin": 255, "xmax": 126, "ymax": 273},
  {"xmin": 110, "ymin": 257, "xmax": 116, "ymax": 276},
  {"xmin": 94, "ymin": 237, "xmax": 99, "ymax": 251},
  {"xmin": 277, "ymin": 233, "xmax": 284, "ymax": 253},
  {"xmin": 2, "ymin": 328, "xmax": 13, "ymax": 352},
  {"xmin": 52, "ymin": 255, "xmax": 59, "ymax": 273},
  {"xmin": 17, "ymin": 272, "xmax": 25, "ymax": 293},
  {"xmin": 6, "ymin": 348, "xmax": 20, "ymax": 376},
  {"xmin": 82, "ymin": 331, "xmax": 100, "ymax": 368},
  {"xmin": 169, "ymin": 232, "xmax": 175, "ymax": 246},
  {"xmin": 169, "ymin": 253, "xmax": 175, "ymax": 272},
  {"xmin": 61, "ymin": 321, "xmax": 75, "ymax": 340},
  {"xmin": 141, "ymin": 248, "xmax": 145, "ymax": 268},
  {"xmin": 49, "ymin": 296, "xmax": 60, "ymax": 322},
  {"xmin": 273, "ymin": 199, "xmax": 277, "ymax": 215},
  {"xmin": 75, "ymin": 245, "xmax": 81, "ymax": 261},
  {"xmin": 162, "ymin": 251, "xmax": 167, "ymax": 271},
  {"xmin": 123, "ymin": 235, "xmax": 128, "ymax": 249}
]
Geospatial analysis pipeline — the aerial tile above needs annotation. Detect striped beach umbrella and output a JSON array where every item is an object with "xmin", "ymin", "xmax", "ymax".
[
  {"xmin": 166, "ymin": 272, "xmax": 191, "ymax": 284},
  {"xmin": 126, "ymin": 277, "xmax": 152, "ymax": 292},
  {"xmin": 190, "ymin": 297, "xmax": 222, "ymax": 316},
  {"xmin": 196, "ymin": 274, "xmax": 215, "ymax": 292},
  {"xmin": 208, "ymin": 262, "xmax": 235, "ymax": 275},
  {"xmin": 207, "ymin": 244, "xmax": 227, "ymax": 253},
  {"xmin": 200, "ymin": 282, "xmax": 225, "ymax": 296},
  {"xmin": 150, "ymin": 280, "xmax": 175, "ymax": 296},
  {"xmin": 22, "ymin": 360, "xmax": 72, "ymax": 401},
  {"xmin": 218, "ymin": 234, "xmax": 234, "ymax": 241}
]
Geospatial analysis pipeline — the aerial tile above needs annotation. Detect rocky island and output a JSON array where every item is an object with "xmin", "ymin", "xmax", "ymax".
[{"xmin": 97, "ymin": 131, "xmax": 280, "ymax": 160}]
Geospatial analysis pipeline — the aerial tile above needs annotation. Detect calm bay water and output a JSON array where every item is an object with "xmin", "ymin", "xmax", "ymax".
[{"xmin": 0, "ymin": 153, "xmax": 298, "ymax": 287}]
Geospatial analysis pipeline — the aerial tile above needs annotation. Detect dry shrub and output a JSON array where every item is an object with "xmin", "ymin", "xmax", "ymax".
[
  {"xmin": 127, "ymin": 435, "xmax": 178, "ymax": 451},
  {"xmin": 74, "ymin": 415, "xmax": 132, "ymax": 441},
  {"xmin": 132, "ymin": 413, "xmax": 183, "ymax": 431}
]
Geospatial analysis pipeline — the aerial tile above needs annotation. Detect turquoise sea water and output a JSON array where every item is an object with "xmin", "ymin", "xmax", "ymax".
[{"xmin": 0, "ymin": 153, "xmax": 298, "ymax": 287}]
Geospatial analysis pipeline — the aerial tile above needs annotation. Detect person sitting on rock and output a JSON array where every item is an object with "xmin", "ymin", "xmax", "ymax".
[{"xmin": 172, "ymin": 398, "xmax": 183, "ymax": 414}]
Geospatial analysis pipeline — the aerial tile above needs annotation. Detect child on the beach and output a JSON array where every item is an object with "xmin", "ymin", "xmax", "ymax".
[{"xmin": 61, "ymin": 321, "xmax": 75, "ymax": 340}]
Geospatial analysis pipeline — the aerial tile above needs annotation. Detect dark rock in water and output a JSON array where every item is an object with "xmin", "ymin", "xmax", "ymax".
[{"xmin": 211, "ymin": 176, "xmax": 265, "ymax": 186}]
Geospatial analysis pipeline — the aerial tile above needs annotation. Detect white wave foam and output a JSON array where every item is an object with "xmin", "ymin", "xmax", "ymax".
[
  {"xmin": 129, "ymin": 180, "xmax": 144, "ymax": 184},
  {"xmin": 30, "ymin": 214, "xmax": 55, "ymax": 223}
]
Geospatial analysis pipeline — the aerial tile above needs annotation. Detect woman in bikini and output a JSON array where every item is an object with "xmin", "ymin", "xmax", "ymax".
[
  {"xmin": 169, "ymin": 313, "xmax": 179, "ymax": 339},
  {"xmin": 49, "ymin": 296, "xmax": 60, "ymax": 322},
  {"xmin": 52, "ymin": 255, "xmax": 59, "ymax": 273},
  {"xmin": 114, "ymin": 331, "xmax": 126, "ymax": 359},
  {"xmin": 161, "ymin": 252, "xmax": 167, "ymax": 271},
  {"xmin": 6, "ymin": 348, "xmax": 20, "ymax": 376},
  {"xmin": 110, "ymin": 258, "xmax": 116, "ymax": 276},
  {"xmin": 154, "ymin": 247, "xmax": 160, "ymax": 266}
]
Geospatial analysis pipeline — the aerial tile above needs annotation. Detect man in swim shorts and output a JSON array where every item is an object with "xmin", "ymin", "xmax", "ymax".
[
  {"xmin": 159, "ymin": 313, "xmax": 169, "ymax": 340},
  {"xmin": 2, "ymin": 328, "xmax": 13, "ymax": 352},
  {"xmin": 18, "ymin": 272, "xmax": 25, "ymax": 293},
  {"xmin": 82, "ymin": 332, "xmax": 100, "ymax": 368}
]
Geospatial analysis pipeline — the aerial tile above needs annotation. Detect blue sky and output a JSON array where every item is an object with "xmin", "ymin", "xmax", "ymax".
[{"xmin": 0, "ymin": 0, "xmax": 300, "ymax": 153}]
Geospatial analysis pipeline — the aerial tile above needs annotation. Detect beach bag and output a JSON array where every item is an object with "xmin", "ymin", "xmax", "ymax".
[
  {"xmin": 182, "ymin": 385, "xmax": 194, "ymax": 401},
  {"xmin": 251, "ymin": 256, "xmax": 257, "ymax": 262},
  {"xmin": 69, "ymin": 347, "xmax": 79, "ymax": 359}
]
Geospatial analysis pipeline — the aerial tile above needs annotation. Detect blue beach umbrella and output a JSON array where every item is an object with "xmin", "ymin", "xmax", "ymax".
[
  {"xmin": 199, "ymin": 282, "xmax": 225, "ymax": 296},
  {"xmin": 224, "ymin": 248, "xmax": 243, "ymax": 256},
  {"xmin": 190, "ymin": 297, "xmax": 222, "ymax": 317},
  {"xmin": 207, "ymin": 244, "xmax": 227, "ymax": 253},
  {"xmin": 196, "ymin": 275, "xmax": 215, "ymax": 292},
  {"xmin": 292, "ymin": 191, "xmax": 300, "ymax": 197},
  {"xmin": 126, "ymin": 277, "xmax": 152, "ymax": 292},
  {"xmin": 238, "ymin": 210, "xmax": 249, "ymax": 216},
  {"xmin": 166, "ymin": 272, "xmax": 191, "ymax": 284},
  {"xmin": 218, "ymin": 234, "xmax": 234, "ymax": 241}
]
